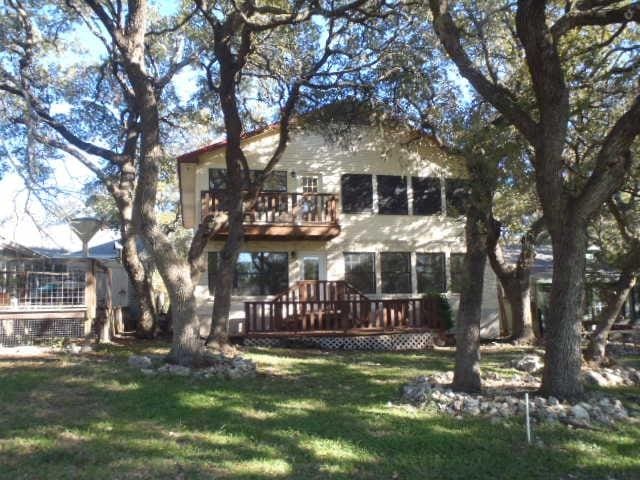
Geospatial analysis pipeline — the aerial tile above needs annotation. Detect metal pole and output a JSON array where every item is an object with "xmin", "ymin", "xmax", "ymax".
[{"xmin": 525, "ymin": 392, "xmax": 531, "ymax": 444}]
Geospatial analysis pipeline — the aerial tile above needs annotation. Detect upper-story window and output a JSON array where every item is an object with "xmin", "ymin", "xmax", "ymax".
[
  {"xmin": 377, "ymin": 175, "xmax": 408, "ymax": 215},
  {"xmin": 209, "ymin": 168, "xmax": 287, "ymax": 192},
  {"xmin": 412, "ymin": 177, "xmax": 442, "ymax": 215},
  {"xmin": 341, "ymin": 174, "xmax": 373, "ymax": 213},
  {"xmin": 445, "ymin": 179, "xmax": 471, "ymax": 217},
  {"xmin": 301, "ymin": 176, "xmax": 319, "ymax": 193}
]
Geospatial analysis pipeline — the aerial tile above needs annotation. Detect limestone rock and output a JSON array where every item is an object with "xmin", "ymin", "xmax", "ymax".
[
  {"xmin": 128, "ymin": 355, "xmax": 152, "ymax": 369},
  {"xmin": 511, "ymin": 355, "xmax": 544, "ymax": 374}
]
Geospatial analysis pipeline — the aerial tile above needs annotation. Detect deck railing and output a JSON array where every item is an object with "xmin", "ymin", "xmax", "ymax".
[
  {"xmin": 244, "ymin": 281, "xmax": 445, "ymax": 334},
  {"xmin": 201, "ymin": 191, "xmax": 338, "ymax": 225}
]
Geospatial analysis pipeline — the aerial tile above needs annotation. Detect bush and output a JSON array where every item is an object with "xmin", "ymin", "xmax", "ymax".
[{"xmin": 423, "ymin": 293, "xmax": 454, "ymax": 331}]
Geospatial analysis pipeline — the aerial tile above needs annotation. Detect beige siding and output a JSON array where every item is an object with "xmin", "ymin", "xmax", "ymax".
[{"xmin": 182, "ymin": 127, "xmax": 500, "ymax": 338}]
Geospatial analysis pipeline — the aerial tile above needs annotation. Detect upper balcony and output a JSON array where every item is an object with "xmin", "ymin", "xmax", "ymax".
[{"xmin": 201, "ymin": 191, "xmax": 341, "ymax": 240}]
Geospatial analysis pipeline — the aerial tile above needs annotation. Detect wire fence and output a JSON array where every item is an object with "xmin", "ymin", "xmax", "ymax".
[{"xmin": 0, "ymin": 270, "xmax": 86, "ymax": 309}]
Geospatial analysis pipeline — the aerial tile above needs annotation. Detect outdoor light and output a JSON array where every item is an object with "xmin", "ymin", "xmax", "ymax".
[{"xmin": 69, "ymin": 217, "xmax": 102, "ymax": 257}]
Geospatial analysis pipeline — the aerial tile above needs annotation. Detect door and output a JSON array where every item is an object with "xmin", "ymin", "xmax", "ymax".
[{"xmin": 300, "ymin": 253, "xmax": 326, "ymax": 281}]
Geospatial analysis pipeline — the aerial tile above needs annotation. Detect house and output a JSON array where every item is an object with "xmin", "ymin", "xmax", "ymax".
[{"xmin": 178, "ymin": 119, "xmax": 502, "ymax": 348}]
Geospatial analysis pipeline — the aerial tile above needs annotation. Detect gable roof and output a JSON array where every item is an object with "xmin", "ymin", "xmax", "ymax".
[{"xmin": 177, "ymin": 122, "xmax": 281, "ymax": 163}]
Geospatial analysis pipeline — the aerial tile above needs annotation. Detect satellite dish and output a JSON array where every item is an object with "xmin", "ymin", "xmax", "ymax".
[{"xmin": 70, "ymin": 217, "xmax": 102, "ymax": 257}]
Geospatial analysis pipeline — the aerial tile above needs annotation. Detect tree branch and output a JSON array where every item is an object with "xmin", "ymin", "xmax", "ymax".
[{"xmin": 428, "ymin": 0, "xmax": 539, "ymax": 143}]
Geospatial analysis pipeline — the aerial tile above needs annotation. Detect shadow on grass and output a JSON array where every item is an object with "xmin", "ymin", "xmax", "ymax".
[{"xmin": 0, "ymin": 344, "xmax": 639, "ymax": 480}]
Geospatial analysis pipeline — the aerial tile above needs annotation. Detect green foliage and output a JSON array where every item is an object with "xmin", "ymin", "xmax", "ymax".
[
  {"xmin": 422, "ymin": 292, "xmax": 454, "ymax": 330},
  {"xmin": 436, "ymin": 294, "xmax": 454, "ymax": 330}
]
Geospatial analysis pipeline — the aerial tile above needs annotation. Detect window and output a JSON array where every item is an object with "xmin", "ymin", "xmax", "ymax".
[
  {"xmin": 262, "ymin": 171, "xmax": 288, "ymax": 192},
  {"xmin": 416, "ymin": 253, "xmax": 446, "ymax": 293},
  {"xmin": 344, "ymin": 252, "xmax": 376, "ymax": 293},
  {"xmin": 207, "ymin": 251, "xmax": 288, "ymax": 296},
  {"xmin": 381, "ymin": 252, "xmax": 412, "ymax": 293},
  {"xmin": 209, "ymin": 168, "xmax": 287, "ymax": 192},
  {"xmin": 377, "ymin": 175, "xmax": 408, "ymax": 214},
  {"xmin": 412, "ymin": 177, "xmax": 442, "ymax": 215},
  {"xmin": 209, "ymin": 168, "xmax": 228, "ymax": 191},
  {"xmin": 235, "ymin": 252, "xmax": 288, "ymax": 295},
  {"xmin": 449, "ymin": 253, "xmax": 466, "ymax": 293},
  {"xmin": 301, "ymin": 176, "xmax": 319, "ymax": 193},
  {"xmin": 341, "ymin": 174, "xmax": 373, "ymax": 213},
  {"xmin": 445, "ymin": 179, "xmax": 471, "ymax": 217}
]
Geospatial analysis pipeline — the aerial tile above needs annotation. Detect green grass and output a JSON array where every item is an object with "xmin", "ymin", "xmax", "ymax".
[{"xmin": 0, "ymin": 343, "xmax": 639, "ymax": 480}]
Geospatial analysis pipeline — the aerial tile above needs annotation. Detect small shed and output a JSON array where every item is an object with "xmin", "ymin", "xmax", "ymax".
[{"xmin": 0, "ymin": 237, "xmax": 114, "ymax": 345}]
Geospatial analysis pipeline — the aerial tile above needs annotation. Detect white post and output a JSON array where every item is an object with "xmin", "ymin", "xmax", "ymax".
[{"xmin": 525, "ymin": 392, "xmax": 532, "ymax": 444}]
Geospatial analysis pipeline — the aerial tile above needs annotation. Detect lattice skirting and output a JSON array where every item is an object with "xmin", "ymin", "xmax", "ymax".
[
  {"xmin": 239, "ymin": 331, "xmax": 436, "ymax": 351},
  {"xmin": 0, "ymin": 317, "xmax": 85, "ymax": 346}
]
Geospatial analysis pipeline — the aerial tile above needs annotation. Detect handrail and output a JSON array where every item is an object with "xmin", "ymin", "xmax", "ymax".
[
  {"xmin": 244, "ymin": 295, "xmax": 444, "ymax": 334},
  {"xmin": 201, "ymin": 191, "xmax": 338, "ymax": 225},
  {"xmin": 272, "ymin": 280, "xmax": 370, "ymax": 304}
]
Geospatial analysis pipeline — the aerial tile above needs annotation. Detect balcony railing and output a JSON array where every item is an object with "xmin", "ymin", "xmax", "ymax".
[{"xmin": 201, "ymin": 191, "xmax": 339, "ymax": 225}]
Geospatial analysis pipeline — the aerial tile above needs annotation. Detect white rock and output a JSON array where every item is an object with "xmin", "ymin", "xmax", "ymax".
[
  {"xmin": 512, "ymin": 355, "xmax": 544, "ymax": 374},
  {"xmin": 583, "ymin": 370, "xmax": 609, "ymax": 387},
  {"xmin": 128, "ymin": 355, "xmax": 152, "ymax": 369},
  {"xmin": 570, "ymin": 404, "xmax": 590, "ymax": 422}
]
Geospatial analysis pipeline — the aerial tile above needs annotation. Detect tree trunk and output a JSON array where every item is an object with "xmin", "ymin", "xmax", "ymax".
[
  {"xmin": 126, "ymin": 51, "xmax": 205, "ymax": 363},
  {"xmin": 540, "ymin": 223, "xmax": 588, "ymax": 400},
  {"xmin": 121, "ymin": 234, "xmax": 157, "ymax": 338},
  {"xmin": 503, "ymin": 277, "xmax": 536, "ymax": 344},
  {"xmin": 585, "ymin": 272, "xmax": 636, "ymax": 364},
  {"xmin": 96, "ymin": 308, "xmax": 112, "ymax": 344},
  {"xmin": 453, "ymin": 214, "xmax": 487, "ymax": 393},
  {"xmin": 165, "ymin": 285, "xmax": 203, "ymax": 365},
  {"xmin": 207, "ymin": 192, "xmax": 244, "ymax": 346}
]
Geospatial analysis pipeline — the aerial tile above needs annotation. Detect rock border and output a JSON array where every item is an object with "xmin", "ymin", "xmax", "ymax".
[{"xmin": 128, "ymin": 354, "xmax": 257, "ymax": 380}]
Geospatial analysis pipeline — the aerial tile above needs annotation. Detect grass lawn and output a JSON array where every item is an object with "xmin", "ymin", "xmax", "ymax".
[{"xmin": 1, "ymin": 342, "xmax": 639, "ymax": 480}]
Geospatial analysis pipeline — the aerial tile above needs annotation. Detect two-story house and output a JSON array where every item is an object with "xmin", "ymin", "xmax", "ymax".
[{"xmin": 177, "ymin": 121, "xmax": 501, "ymax": 348}]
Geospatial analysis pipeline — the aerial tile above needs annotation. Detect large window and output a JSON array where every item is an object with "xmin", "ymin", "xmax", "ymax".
[
  {"xmin": 209, "ymin": 168, "xmax": 287, "ymax": 192},
  {"xmin": 208, "ymin": 251, "xmax": 288, "ymax": 296},
  {"xmin": 344, "ymin": 252, "xmax": 376, "ymax": 293},
  {"xmin": 445, "ymin": 179, "xmax": 471, "ymax": 217},
  {"xmin": 377, "ymin": 175, "xmax": 408, "ymax": 214},
  {"xmin": 381, "ymin": 252, "xmax": 412, "ymax": 294},
  {"xmin": 412, "ymin": 177, "xmax": 442, "ymax": 215},
  {"xmin": 416, "ymin": 253, "xmax": 446, "ymax": 293},
  {"xmin": 449, "ymin": 253, "xmax": 466, "ymax": 293},
  {"xmin": 341, "ymin": 174, "xmax": 373, "ymax": 213}
]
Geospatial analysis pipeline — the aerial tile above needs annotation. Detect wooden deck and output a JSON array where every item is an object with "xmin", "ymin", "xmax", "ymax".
[
  {"xmin": 233, "ymin": 326, "xmax": 436, "ymax": 338},
  {"xmin": 201, "ymin": 191, "xmax": 340, "ymax": 239},
  {"xmin": 240, "ymin": 281, "xmax": 446, "ymax": 337}
]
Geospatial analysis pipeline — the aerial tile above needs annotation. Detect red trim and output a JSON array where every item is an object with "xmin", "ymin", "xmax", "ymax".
[{"xmin": 176, "ymin": 123, "xmax": 281, "ymax": 163}]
